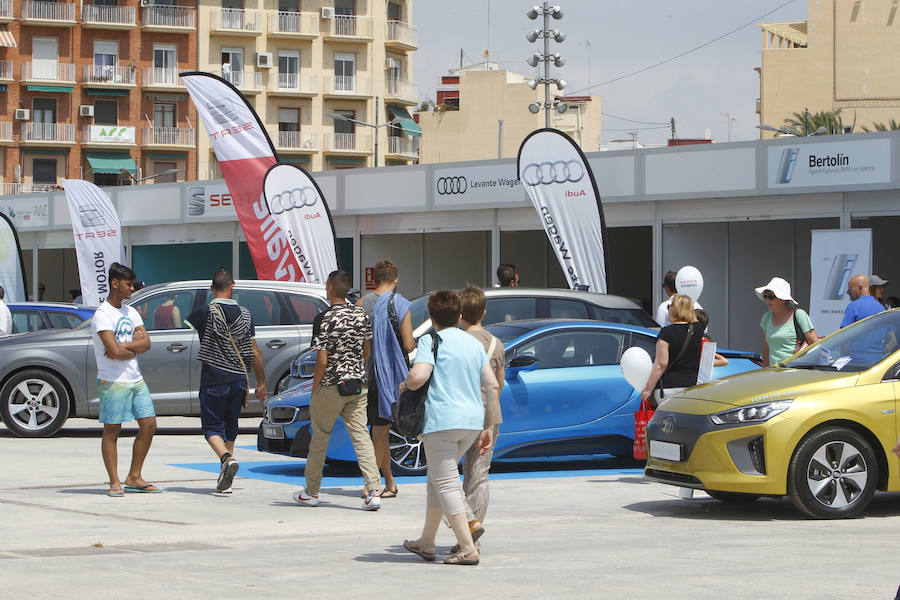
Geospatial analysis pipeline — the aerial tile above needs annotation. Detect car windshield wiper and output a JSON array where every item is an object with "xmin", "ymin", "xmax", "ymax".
[{"xmin": 786, "ymin": 364, "xmax": 838, "ymax": 371}]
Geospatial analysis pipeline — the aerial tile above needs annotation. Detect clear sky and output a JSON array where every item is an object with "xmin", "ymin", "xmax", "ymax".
[{"xmin": 411, "ymin": 0, "xmax": 808, "ymax": 148}]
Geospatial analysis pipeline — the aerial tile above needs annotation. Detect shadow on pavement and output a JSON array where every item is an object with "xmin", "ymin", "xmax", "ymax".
[
  {"xmin": 588, "ymin": 476, "xmax": 651, "ymax": 485},
  {"xmin": 0, "ymin": 427, "xmax": 259, "ymax": 439},
  {"xmin": 355, "ymin": 545, "xmax": 437, "ymax": 564}
]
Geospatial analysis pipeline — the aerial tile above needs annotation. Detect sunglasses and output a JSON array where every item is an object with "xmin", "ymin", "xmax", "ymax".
[{"xmin": 762, "ymin": 293, "xmax": 777, "ymax": 300}]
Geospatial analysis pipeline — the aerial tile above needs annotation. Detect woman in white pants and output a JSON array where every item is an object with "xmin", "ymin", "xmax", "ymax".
[{"xmin": 399, "ymin": 290, "xmax": 499, "ymax": 566}]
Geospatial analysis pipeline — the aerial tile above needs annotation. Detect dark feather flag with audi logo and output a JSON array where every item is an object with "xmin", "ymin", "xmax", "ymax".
[
  {"xmin": 517, "ymin": 128, "xmax": 609, "ymax": 293},
  {"xmin": 262, "ymin": 164, "xmax": 338, "ymax": 284}
]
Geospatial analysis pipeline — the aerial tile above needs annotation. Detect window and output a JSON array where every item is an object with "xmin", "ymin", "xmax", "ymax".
[
  {"xmin": 278, "ymin": 0, "xmax": 299, "ymax": 31},
  {"xmin": 629, "ymin": 333, "xmax": 658, "ymax": 361},
  {"xmin": 93, "ymin": 41, "xmax": 117, "ymax": 81},
  {"xmin": 515, "ymin": 330, "xmax": 625, "ymax": 370},
  {"xmin": 32, "ymin": 159, "xmax": 57, "ymax": 184},
  {"xmin": 334, "ymin": 0, "xmax": 355, "ymax": 15},
  {"xmin": 153, "ymin": 103, "xmax": 176, "ymax": 128},
  {"xmin": 93, "ymin": 99, "xmax": 118, "ymax": 125},
  {"xmin": 33, "ymin": 38, "xmax": 58, "ymax": 80},
  {"xmin": 130, "ymin": 292, "xmax": 195, "ymax": 331},
  {"xmin": 484, "ymin": 297, "xmax": 536, "ymax": 326},
  {"xmin": 152, "ymin": 162, "xmax": 177, "ymax": 183},
  {"xmin": 333, "ymin": 109, "xmax": 354, "ymax": 134},
  {"xmin": 33, "ymin": 98, "xmax": 56, "ymax": 124},
  {"xmin": 93, "ymin": 173, "xmax": 118, "ymax": 187},
  {"xmin": 221, "ymin": 0, "xmax": 244, "ymax": 28},
  {"xmin": 334, "ymin": 53, "xmax": 355, "ymax": 91},
  {"xmin": 278, "ymin": 0, "xmax": 298, "ymax": 11},
  {"xmin": 387, "ymin": 2, "xmax": 402, "ymax": 21},
  {"xmin": 221, "ymin": 48, "xmax": 244, "ymax": 86},
  {"xmin": 153, "ymin": 45, "xmax": 176, "ymax": 85},
  {"xmin": 278, "ymin": 107, "xmax": 299, "ymax": 132},
  {"xmin": 285, "ymin": 294, "xmax": 328, "ymax": 325},
  {"xmin": 11, "ymin": 311, "xmax": 45, "ymax": 334},
  {"xmin": 231, "ymin": 290, "xmax": 283, "ymax": 327},
  {"xmin": 95, "ymin": 0, "xmax": 115, "ymax": 5},
  {"xmin": 278, "ymin": 51, "xmax": 299, "ymax": 89},
  {"xmin": 548, "ymin": 299, "xmax": 590, "ymax": 319},
  {"xmin": 46, "ymin": 312, "xmax": 85, "ymax": 329}
]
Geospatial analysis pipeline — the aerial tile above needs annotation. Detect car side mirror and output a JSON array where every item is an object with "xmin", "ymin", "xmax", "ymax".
[{"xmin": 506, "ymin": 355, "xmax": 539, "ymax": 378}]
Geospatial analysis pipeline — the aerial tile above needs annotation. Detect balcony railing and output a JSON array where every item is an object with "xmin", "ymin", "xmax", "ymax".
[
  {"xmin": 22, "ymin": 123, "xmax": 75, "ymax": 143},
  {"xmin": 0, "ymin": 60, "xmax": 12, "ymax": 80},
  {"xmin": 142, "ymin": 5, "xmax": 195, "ymax": 29},
  {"xmin": 324, "ymin": 132, "xmax": 372, "ymax": 153},
  {"xmin": 211, "ymin": 8, "xmax": 261, "ymax": 33},
  {"xmin": 0, "ymin": 183, "xmax": 23, "ymax": 196},
  {"xmin": 143, "ymin": 126, "xmax": 194, "ymax": 146},
  {"xmin": 385, "ymin": 20, "xmax": 417, "ymax": 47},
  {"xmin": 0, "ymin": 0, "xmax": 13, "ymax": 19},
  {"xmin": 268, "ymin": 11, "xmax": 318, "ymax": 35},
  {"xmin": 277, "ymin": 131, "xmax": 317, "ymax": 150},
  {"xmin": 82, "ymin": 4, "xmax": 136, "ymax": 25},
  {"xmin": 385, "ymin": 79, "xmax": 417, "ymax": 100},
  {"xmin": 143, "ymin": 67, "xmax": 182, "ymax": 87},
  {"xmin": 82, "ymin": 64, "xmax": 136, "ymax": 85},
  {"xmin": 23, "ymin": 62, "xmax": 76, "ymax": 82},
  {"xmin": 22, "ymin": 1, "xmax": 75, "ymax": 21},
  {"xmin": 387, "ymin": 136, "xmax": 419, "ymax": 157},
  {"xmin": 325, "ymin": 75, "xmax": 372, "ymax": 95},
  {"xmin": 0, "ymin": 121, "xmax": 12, "ymax": 142},
  {"xmin": 270, "ymin": 72, "xmax": 317, "ymax": 94},
  {"xmin": 216, "ymin": 70, "xmax": 263, "ymax": 92},
  {"xmin": 323, "ymin": 15, "xmax": 374, "ymax": 38}
]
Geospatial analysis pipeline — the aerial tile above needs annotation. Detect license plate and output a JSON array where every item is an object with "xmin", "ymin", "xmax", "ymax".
[
  {"xmin": 262, "ymin": 424, "xmax": 284, "ymax": 440},
  {"xmin": 649, "ymin": 440, "xmax": 683, "ymax": 462}
]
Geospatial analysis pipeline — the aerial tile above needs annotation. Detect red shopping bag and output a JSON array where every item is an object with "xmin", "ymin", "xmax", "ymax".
[{"xmin": 633, "ymin": 399, "xmax": 654, "ymax": 460}]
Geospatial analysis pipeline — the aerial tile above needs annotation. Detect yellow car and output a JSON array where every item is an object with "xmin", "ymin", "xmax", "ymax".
[{"xmin": 645, "ymin": 309, "xmax": 900, "ymax": 519}]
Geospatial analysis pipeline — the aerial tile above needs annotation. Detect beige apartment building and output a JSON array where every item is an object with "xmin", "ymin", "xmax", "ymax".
[
  {"xmin": 196, "ymin": 0, "xmax": 419, "ymax": 175},
  {"xmin": 758, "ymin": 0, "xmax": 900, "ymax": 137},
  {"xmin": 416, "ymin": 64, "xmax": 602, "ymax": 163}
]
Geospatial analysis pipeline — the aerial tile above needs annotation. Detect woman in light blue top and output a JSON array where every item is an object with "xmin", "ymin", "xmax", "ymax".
[
  {"xmin": 399, "ymin": 290, "xmax": 498, "ymax": 566},
  {"xmin": 756, "ymin": 277, "xmax": 818, "ymax": 366}
]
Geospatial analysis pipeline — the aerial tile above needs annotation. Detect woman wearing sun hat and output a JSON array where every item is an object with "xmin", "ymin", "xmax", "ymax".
[{"xmin": 756, "ymin": 277, "xmax": 818, "ymax": 367}]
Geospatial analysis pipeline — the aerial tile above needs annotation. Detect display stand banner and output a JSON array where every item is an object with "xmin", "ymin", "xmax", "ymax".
[
  {"xmin": 809, "ymin": 229, "xmax": 873, "ymax": 336},
  {"xmin": 62, "ymin": 179, "xmax": 125, "ymax": 306},
  {"xmin": 517, "ymin": 128, "xmax": 609, "ymax": 292},
  {"xmin": 0, "ymin": 212, "xmax": 27, "ymax": 302},
  {"xmin": 180, "ymin": 71, "xmax": 302, "ymax": 281}
]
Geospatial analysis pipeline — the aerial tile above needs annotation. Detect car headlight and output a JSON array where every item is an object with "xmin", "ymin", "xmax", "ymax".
[{"xmin": 709, "ymin": 400, "xmax": 792, "ymax": 425}]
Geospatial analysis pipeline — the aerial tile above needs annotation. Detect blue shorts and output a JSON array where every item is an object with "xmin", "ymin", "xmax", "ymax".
[
  {"xmin": 199, "ymin": 380, "xmax": 247, "ymax": 441},
  {"xmin": 98, "ymin": 379, "xmax": 155, "ymax": 424}
]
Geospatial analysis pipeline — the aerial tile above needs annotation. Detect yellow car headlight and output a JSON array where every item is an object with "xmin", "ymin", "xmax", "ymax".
[{"xmin": 709, "ymin": 400, "xmax": 793, "ymax": 425}]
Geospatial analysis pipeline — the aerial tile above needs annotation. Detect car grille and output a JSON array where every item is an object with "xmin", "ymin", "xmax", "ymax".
[
  {"xmin": 269, "ymin": 406, "xmax": 310, "ymax": 424},
  {"xmin": 645, "ymin": 468, "xmax": 703, "ymax": 488}
]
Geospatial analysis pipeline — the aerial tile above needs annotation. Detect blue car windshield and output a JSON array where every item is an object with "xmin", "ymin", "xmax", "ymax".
[
  {"xmin": 784, "ymin": 310, "xmax": 900, "ymax": 372},
  {"xmin": 485, "ymin": 322, "xmax": 546, "ymax": 344}
]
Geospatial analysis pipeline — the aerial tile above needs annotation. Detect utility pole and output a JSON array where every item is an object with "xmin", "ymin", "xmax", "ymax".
[
  {"xmin": 497, "ymin": 120, "xmax": 503, "ymax": 158},
  {"xmin": 670, "ymin": 117, "xmax": 676, "ymax": 141}
]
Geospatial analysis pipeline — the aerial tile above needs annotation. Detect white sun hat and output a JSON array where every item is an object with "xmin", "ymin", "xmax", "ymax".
[{"xmin": 755, "ymin": 277, "xmax": 797, "ymax": 306}]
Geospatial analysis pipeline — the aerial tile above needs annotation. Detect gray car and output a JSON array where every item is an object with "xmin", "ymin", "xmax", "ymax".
[{"xmin": 0, "ymin": 280, "xmax": 328, "ymax": 437}]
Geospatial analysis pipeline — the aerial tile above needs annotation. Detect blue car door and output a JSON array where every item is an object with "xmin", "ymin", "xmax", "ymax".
[{"xmin": 501, "ymin": 328, "xmax": 633, "ymax": 432}]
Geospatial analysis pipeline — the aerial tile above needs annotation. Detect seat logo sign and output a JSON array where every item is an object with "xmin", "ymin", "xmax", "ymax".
[
  {"xmin": 522, "ymin": 160, "xmax": 585, "ymax": 186},
  {"xmin": 266, "ymin": 186, "xmax": 319, "ymax": 215},
  {"xmin": 436, "ymin": 176, "xmax": 467, "ymax": 195}
]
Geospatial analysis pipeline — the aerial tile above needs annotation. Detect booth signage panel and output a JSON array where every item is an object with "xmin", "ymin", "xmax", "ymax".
[
  {"xmin": 809, "ymin": 228, "xmax": 873, "ymax": 336},
  {"xmin": 587, "ymin": 155, "xmax": 635, "ymax": 197},
  {"xmin": 118, "ymin": 185, "xmax": 180, "ymax": 223},
  {"xmin": 185, "ymin": 183, "xmax": 239, "ymax": 220},
  {"xmin": 345, "ymin": 170, "xmax": 427, "ymax": 210},
  {"xmin": 88, "ymin": 126, "xmax": 136, "ymax": 144},
  {"xmin": 0, "ymin": 197, "xmax": 49, "ymax": 229},
  {"xmin": 646, "ymin": 147, "xmax": 756, "ymax": 195},
  {"xmin": 433, "ymin": 163, "xmax": 525, "ymax": 207},
  {"xmin": 767, "ymin": 139, "xmax": 891, "ymax": 188}
]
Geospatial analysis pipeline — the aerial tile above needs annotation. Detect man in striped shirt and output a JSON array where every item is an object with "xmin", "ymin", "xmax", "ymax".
[{"xmin": 186, "ymin": 269, "xmax": 267, "ymax": 494}]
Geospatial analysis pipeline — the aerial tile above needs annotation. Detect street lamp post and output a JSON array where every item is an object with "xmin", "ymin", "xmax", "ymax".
[
  {"xmin": 327, "ymin": 96, "xmax": 403, "ymax": 167},
  {"xmin": 526, "ymin": 3, "xmax": 566, "ymax": 127}
]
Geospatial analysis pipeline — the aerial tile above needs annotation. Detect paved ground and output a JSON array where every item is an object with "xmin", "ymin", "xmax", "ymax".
[{"xmin": 2, "ymin": 417, "xmax": 900, "ymax": 600}]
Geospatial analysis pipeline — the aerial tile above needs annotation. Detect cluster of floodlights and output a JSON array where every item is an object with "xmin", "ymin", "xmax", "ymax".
[{"xmin": 525, "ymin": 4, "xmax": 568, "ymax": 117}]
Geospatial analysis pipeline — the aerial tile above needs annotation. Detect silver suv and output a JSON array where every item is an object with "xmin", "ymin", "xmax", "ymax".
[{"xmin": 0, "ymin": 280, "xmax": 328, "ymax": 437}]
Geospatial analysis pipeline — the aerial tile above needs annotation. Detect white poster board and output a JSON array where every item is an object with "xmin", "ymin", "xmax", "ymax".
[
  {"xmin": 809, "ymin": 229, "xmax": 872, "ymax": 336},
  {"xmin": 697, "ymin": 341, "xmax": 717, "ymax": 384}
]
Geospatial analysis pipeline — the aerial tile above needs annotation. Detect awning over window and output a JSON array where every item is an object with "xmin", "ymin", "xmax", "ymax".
[
  {"xmin": 386, "ymin": 105, "xmax": 422, "ymax": 137},
  {"xmin": 85, "ymin": 89, "xmax": 130, "ymax": 97},
  {"xmin": 0, "ymin": 29, "xmax": 16, "ymax": 48},
  {"xmin": 328, "ymin": 157, "xmax": 365, "ymax": 165},
  {"xmin": 26, "ymin": 85, "xmax": 74, "ymax": 93},
  {"xmin": 85, "ymin": 152, "xmax": 136, "ymax": 174},
  {"xmin": 280, "ymin": 155, "xmax": 311, "ymax": 164},
  {"xmin": 147, "ymin": 152, "xmax": 186, "ymax": 160}
]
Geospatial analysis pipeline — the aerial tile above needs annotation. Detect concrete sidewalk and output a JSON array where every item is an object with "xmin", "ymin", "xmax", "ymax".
[{"xmin": 2, "ymin": 418, "xmax": 899, "ymax": 599}]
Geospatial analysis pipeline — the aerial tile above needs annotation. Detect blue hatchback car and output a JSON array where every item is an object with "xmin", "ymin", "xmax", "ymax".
[
  {"xmin": 6, "ymin": 302, "xmax": 96, "ymax": 334},
  {"xmin": 257, "ymin": 319, "xmax": 763, "ymax": 474}
]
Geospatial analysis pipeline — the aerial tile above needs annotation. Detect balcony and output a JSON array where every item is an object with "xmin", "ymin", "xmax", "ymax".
[
  {"xmin": 23, "ymin": 62, "xmax": 76, "ymax": 85},
  {"xmin": 21, "ymin": 123, "xmax": 76, "ymax": 145},
  {"xmin": 82, "ymin": 65, "xmax": 136, "ymax": 88},
  {"xmin": 322, "ymin": 15, "xmax": 374, "ymax": 41},
  {"xmin": 268, "ymin": 73, "xmax": 317, "ymax": 97},
  {"xmin": 82, "ymin": 4, "xmax": 136, "ymax": 28},
  {"xmin": 22, "ymin": 1, "xmax": 76, "ymax": 25},
  {"xmin": 268, "ymin": 11, "xmax": 318, "ymax": 37},
  {"xmin": 0, "ymin": 121, "xmax": 12, "ymax": 144},
  {"xmin": 323, "ymin": 75, "xmax": 373, "ymax": 99},
  {"xmin": 385, "ymin": 20, "xmax": 417, "ymax": 51},
  {"xmin": 323, "ymin": 132, "xmax": 372, "ymax": 155},
  {"xmin": 385, "ymin": 136, "xmax": 419, "ymax": 160},
  {"xmin": 0, "ymin": 183, "xmax": 24, "ymax": 196},
  {"xmin": 82, "ymin": 125, "xmax": 137, "ymax": 148},
  {"xmin": 276, "ymin": 131, "xmax": 318, "ymax": 152},
  {"xmin": 210, "ymin": 8, "xmax": 262, "ymax": 36},
  {"xmin": 142, "ymin": 67, "xmax": 185, "ymax": 91},
  {"xmin": 384, "ymin": 79, "xmax": 418, "ymax": 106},
  {"xmin": 217, "ymin": 70, "xmax": 263, "ymax": 94},
  {"xmin": 0, "ymin": 60, "xmax": 12, "ymax": 81},
  {"xmin": 142, "ymin": 5, "xmax": 195, "ymax": 32},
  {"xmin": 0, "ymin": 0, "xmax": 13, "ymax": 21},
  {"xmin": 143, "ymin": 126, "xmax": 195, "ymax": 148}
]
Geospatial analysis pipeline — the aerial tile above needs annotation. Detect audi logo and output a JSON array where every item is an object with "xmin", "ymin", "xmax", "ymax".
[
  {"xmin": 266, "ymin": 186, "xmax": 319, "ymax": 215},
  {"xmin": 436, "ymin": 176, "xmax": 468, "ymax": 195},
  {"xmin": 521, "ymin": 160, "xmax": 585, "ymax": 186}
]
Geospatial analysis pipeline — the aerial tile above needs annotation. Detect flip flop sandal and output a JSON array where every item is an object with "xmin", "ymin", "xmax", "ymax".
[
  {"xmin": 403, "ymin": 540, "xmax": 436, "ymax": 562},
  {"xmin": 124, "ymin": 484, "xmax": 162, "ymax": 493},
  {"xmin": 107, "ymin": 489, "xmax": 124, "ymax": 497},
  {"xmin": 443, "ymin": 550, "xmax": 480, "ymax": 566},
  {"xmin": 380, "ymin": 488, "xmax": 398, "ymax": 499}
]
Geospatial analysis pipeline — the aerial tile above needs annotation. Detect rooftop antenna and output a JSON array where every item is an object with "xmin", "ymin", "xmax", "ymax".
[{"xmin": 721, "ymin": 112, "xmax": 736, "ymax": 141}]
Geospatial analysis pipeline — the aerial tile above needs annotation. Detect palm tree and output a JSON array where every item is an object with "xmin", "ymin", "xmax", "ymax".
[
  {"xmin": 860, "ymin": 119, "xmax": 900, "ymax": 132},
  {"xmin": 780, "ymin": 109, "xmax": 854, "ymax": 136}
]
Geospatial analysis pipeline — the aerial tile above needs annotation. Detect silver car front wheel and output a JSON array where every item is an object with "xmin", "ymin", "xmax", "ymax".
[
  {"xmin": 389, "ymin": 427, "xmax": 427, "ymax": 475},
  {"xmin": 0, "ymin": 369, "xmax": 70, "ymax": 438}
]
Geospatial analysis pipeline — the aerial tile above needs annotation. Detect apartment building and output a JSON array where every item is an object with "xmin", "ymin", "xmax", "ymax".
[
  {"xmin": 196, "ymin": 0, "xmax": 419, "ymax": 176},
  {"xmin": 0, "ymin": 1, "xmax": 199, "ymax": 193},
  {"xmin": 757, "ymin": 0, "xmax": 900, "ymax": 137},
  {"xmin": 417, "ymin": 64, "xmax": 602, "ymax": 163}
]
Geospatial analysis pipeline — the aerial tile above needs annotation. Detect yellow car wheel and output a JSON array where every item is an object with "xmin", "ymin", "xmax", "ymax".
[{"xmin": 787, "ymin": 427, "xmax": 878, "ymax": 519}]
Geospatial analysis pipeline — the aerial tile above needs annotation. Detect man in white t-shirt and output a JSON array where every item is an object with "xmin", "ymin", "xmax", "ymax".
[
  {"xmin": 91, "ymin": 263, "xmax": 157, "ymax": 497},
  {"xmin": 0, "ymin": 285, "xmax": 12, "ymax": 336},
  {"xmin": 655, "ymin": 270, "xmax": 702, "ymax": 327}
]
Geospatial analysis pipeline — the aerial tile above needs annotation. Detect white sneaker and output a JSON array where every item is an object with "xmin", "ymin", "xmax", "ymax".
[
  {"xmin": 362, "ymin": 490, "xmax": 381, "ymax": 511},
  {"xmin": 216, "ymin": 486, "xmax": 233, "ymax": 495},
  {"xmin": 292, "ymin": 487, "xmax": 319, "ymax": 507}
]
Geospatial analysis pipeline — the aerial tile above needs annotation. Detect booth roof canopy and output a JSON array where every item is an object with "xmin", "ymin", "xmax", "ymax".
[
  {"xmin": 387, "ymin": 105, "xmax": 422, "ymax": 137},
  {"xmin": 85, "ymin": 152, "xmax": 136, "ymax": 174}
]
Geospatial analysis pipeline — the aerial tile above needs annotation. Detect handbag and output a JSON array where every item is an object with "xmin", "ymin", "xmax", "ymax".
[
  {"xmin": 211, "ymin": 303, "xmax": 251, "ymax": 408},
  {"xmin": 392, "ymin": 331, "xmax": 440, "ymax": 438},
  {"xmin": 633, "ymin": 398, "xmax": 654, "ymax": 460},
  {"xmin": 793, "ymin": 311, "xmax": 808, "ymax": 353},
  {"xmin": 336, "ymin": 378, "xmax": 362, "ymax": 396}
]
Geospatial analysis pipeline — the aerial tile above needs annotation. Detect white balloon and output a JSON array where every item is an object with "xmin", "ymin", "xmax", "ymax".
[
  {"xmin": 676, "ymin": 265, "xmax": 704, "ymax": 302},
  {"xmin": 620, "ymin": 346, "xmax": 653, "ymax": 391}
]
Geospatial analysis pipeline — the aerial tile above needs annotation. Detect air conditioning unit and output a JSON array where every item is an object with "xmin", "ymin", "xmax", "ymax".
[
  {"xmin": 140, "ymin": 0, "xmax": 151, "ymax": 7},
  {"xmin": 14, "ymin": 109, "xmax": 29, "ymax": 121},
  {"xmin": 79, "ymin": 105, "xmax": 94, "ymax": 117},
  {"xmin": 256, "ymin": 53, "xmax": 273, "ymax": 69},
  {"xmin": 321, "ymin": 6, "xmax": 335, "ymax": 18}
]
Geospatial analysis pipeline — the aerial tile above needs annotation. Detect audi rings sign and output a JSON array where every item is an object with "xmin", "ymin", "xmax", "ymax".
[
  {"xmin": 436, "ymin": 176, "xmax": 468, "ymax": 195},
  {"xmin": 432, "ymin": 164, "xmax": 524, "ymax": 207},
  {"xmin": 263, "ymin": 163, "xmax": 338, "ymax": 285},
  {"xmin": 517, "ymin": 128, "xmax": 609, "ymax": 293}
]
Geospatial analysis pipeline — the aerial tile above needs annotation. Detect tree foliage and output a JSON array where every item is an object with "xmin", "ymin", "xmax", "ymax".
[
  {"xmin": 780, "ymin": 109, "xmax": 854, "ymax": 136},
  {"xmin": 860, "ymin": 119, "xmax": 900, "ymax": 132}
]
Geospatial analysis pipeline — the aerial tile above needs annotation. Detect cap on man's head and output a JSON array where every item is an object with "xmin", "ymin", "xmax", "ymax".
[{"xmin": 871, "ymin": 274, "xmax": 889, "ymax": 286}]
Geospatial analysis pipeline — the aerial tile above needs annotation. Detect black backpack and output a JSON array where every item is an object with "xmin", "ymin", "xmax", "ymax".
[{"xmin": 391, "ymin": 330, "xmax": 439, "ymax": 438}]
